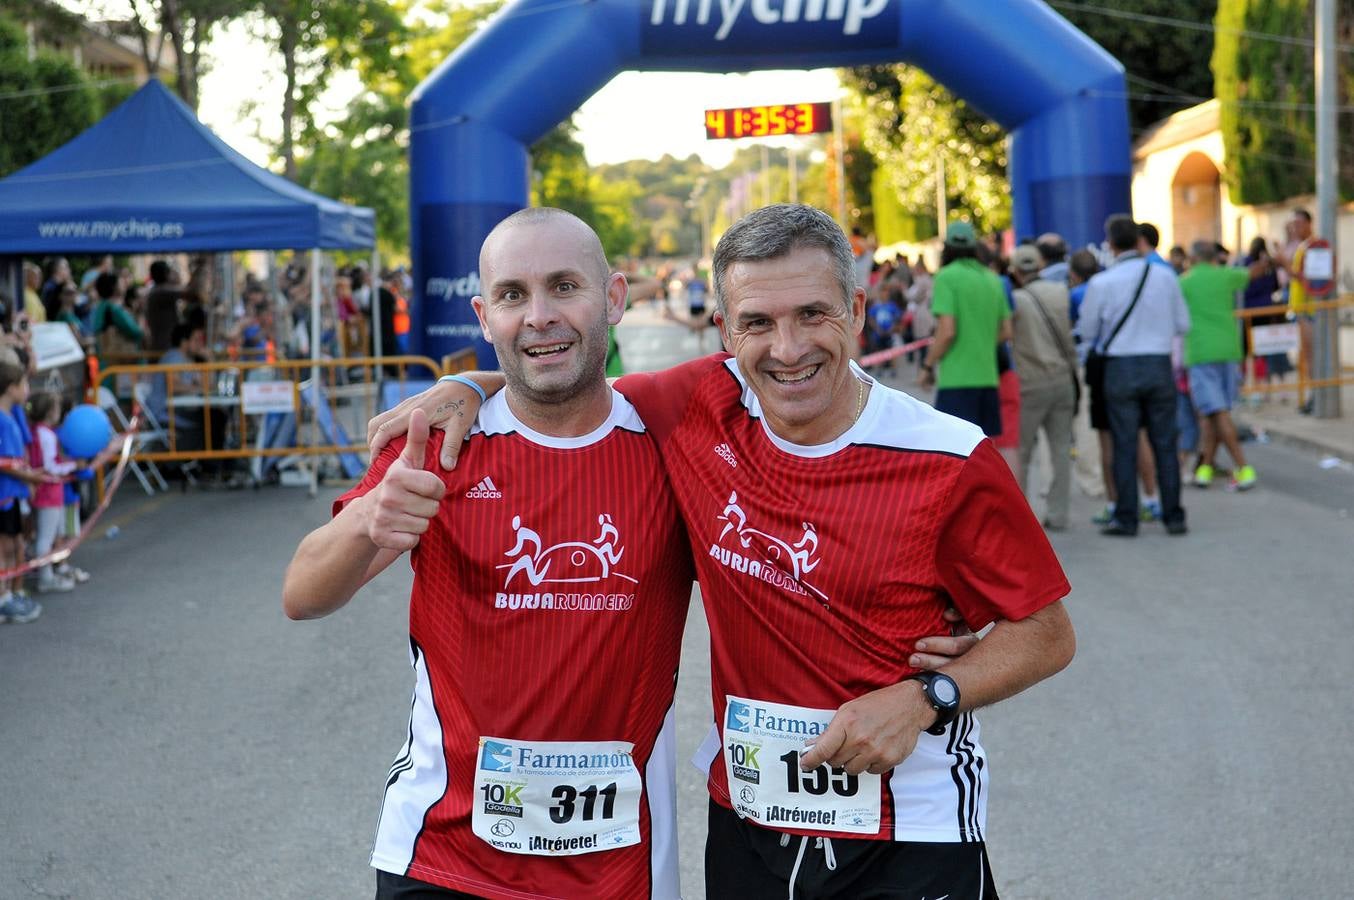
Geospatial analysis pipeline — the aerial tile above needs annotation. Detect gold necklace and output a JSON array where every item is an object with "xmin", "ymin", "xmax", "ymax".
[{"xmin": 853, "ymin": 376, "xmax": 867, "ymax": 423}]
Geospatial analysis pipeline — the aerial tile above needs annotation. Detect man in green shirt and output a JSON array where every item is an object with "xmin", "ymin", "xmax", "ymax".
[
  {"xmin": 1178, "ymin": 240, "xmax": 1256, "ymax": 490},
  {"xmin": 920, "ymin": 221, "xmax": 1012, "ymax": 436}
]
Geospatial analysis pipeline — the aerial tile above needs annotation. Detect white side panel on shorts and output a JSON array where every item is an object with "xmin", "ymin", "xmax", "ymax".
[
  {"xmin": 646, "ymin": 704, "xmax": 680, "ymax": 900},
  {"xmin": 371, "ymin": 644, "xmax": 447, "ymax": 874},
  {"xmin": 887, "ymin": 712, "xmax": 988, "ymax": 843}
]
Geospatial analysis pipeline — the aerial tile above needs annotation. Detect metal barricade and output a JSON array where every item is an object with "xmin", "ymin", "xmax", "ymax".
[
  {"xmin": 1234, "ymin": 295, "xmax": 1354, "ymax": 403},
  {"xmin": 442, "ymin": 346, "xmax": 478, "ymax": 374},
  {"xmin": 96, "ymin": 355, "xmax": 444, "ymax": 467}
]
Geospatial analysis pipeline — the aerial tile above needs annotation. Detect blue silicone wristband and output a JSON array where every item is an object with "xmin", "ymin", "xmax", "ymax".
[{"xmin": 438, "ymin": 373, "xmax": 487, "ymax": 404}]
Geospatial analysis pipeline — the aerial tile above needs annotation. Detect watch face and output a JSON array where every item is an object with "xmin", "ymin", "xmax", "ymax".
[{"xmin": 932, "ymin": 677, "xmax": 958, "ymax": 705}]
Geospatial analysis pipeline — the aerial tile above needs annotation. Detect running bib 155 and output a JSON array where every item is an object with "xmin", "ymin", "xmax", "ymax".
[
  {"xmin": 722, "ymin": 696, "xmax": 882, "ymax": 835},
  {"xmin": 472, "ymin": 736, "xmax": 643, "ymax": 856}
]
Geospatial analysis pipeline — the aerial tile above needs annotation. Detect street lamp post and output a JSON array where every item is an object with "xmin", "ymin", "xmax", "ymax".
[{"xmin": 1314, "ymin": 0, "xmax": 1342, "ymax": 418}]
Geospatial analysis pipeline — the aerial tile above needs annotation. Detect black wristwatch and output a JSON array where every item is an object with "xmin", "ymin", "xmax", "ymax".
[
  {"xmin": 920, "ymin": 361, "xmax": 934, "ymax": 373},
  {"xmin": 907, "ymin": 671, "xmax": 961, "ymax": 736}
]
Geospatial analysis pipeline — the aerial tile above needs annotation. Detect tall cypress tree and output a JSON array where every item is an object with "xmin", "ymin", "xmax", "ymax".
[{"xmin": 1212, "ymin": 0, "xmax": 1354, "ymax": 204}]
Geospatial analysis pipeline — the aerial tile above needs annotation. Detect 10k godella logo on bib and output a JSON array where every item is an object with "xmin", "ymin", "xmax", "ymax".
[
  {"xmin": 722, "ymin": 695, "xmax": 881, "ymax": 835},
  {"xmin": 472, "ymin": 736, "xmax": 643, "ymax": 856},
  {"xmin": 492, "ymin": 513, "xmax": 637, "ymax": 612}
]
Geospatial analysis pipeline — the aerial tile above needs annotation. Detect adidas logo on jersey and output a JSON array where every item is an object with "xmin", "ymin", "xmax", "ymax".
[
  {"xmin": 714, "ymin": 442, "xmax": 738, "ymax": 468},
  {"xmin": 465, "ymin": 476, "xmax": 502, "ymax": 500}
]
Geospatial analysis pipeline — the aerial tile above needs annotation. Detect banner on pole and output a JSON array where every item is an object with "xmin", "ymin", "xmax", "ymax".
[
  {"xmin": 242, "ymin": 381, "xmax": 295, "ymax": 415},
  {"xmin": 1251, "ymin": 323, "xmax": 1300, "ymax": 357}
]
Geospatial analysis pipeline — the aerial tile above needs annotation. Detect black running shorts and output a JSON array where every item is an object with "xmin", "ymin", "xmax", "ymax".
[
  {"xmin": 705, "ymin": 799, "xmax": 999, "ymax": 900},
  {"xmin": 933, "ymin": 386, "xmax": 1002, "ymax": 437},
  {"xmin": 0, "ymin": 502, "xmax": 23, "ymax": 536},
  {"xmin": 375, "ymin": 870, "xmax": 483, "ymax": 900}
]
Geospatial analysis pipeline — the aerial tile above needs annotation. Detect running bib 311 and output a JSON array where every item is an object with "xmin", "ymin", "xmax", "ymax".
[
  {"xmin": 722, "ymin": 696, "xmax": 882, "ymax": 835},
  {"xmin": 472, "ymin": 736, "xmax": 642, "ymax": 856}
]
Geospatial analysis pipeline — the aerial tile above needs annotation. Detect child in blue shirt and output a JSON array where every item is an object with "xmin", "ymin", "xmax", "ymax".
[{"xmin": 0, "ymin": 362, "xmax": 58, "ymax": 624}]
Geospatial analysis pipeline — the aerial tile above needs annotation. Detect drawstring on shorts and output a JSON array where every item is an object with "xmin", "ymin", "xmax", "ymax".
[{"xmin": 785, "ymin": 834, "xmax": 837, "ymax": 899}]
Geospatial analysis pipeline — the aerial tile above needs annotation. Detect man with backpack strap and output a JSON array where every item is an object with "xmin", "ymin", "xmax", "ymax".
[{"xmin": 1076, "ymin": 214, "xmax": 1191, "ymax": 536}]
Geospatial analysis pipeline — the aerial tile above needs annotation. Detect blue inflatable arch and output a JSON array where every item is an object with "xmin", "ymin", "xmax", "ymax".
[{"xmin": 410, "ymin": 0, "xmax": 1130, "ymax": 364}]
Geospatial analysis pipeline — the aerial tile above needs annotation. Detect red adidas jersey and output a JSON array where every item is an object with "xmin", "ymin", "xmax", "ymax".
[
  {"xmin": 618, "ymin": 355, "xmax": 1070, "ymax": 843},
  {"xmin": 336, "ymin": 391, "xmax": 692, "ymax": 899}
]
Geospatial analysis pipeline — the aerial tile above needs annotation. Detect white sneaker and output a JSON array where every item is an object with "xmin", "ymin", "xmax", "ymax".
[
  {"xmin": 56, "ymin": 564, "xmax": 90, "ymax": 584},
  {"xmin": 37, "ymin": 575, "xmax": 75, "ymax": 593}
]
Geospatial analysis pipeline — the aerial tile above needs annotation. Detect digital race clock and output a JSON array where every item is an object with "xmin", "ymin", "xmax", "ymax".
[{"xmin": 703, "ymin": 102, "xmax": 833, "ymax": 140}]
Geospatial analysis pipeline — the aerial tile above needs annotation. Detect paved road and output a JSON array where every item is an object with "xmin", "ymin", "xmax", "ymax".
[{"xmin": 2, "ymin": 368, "xmax": 1352, "ymax": 899}]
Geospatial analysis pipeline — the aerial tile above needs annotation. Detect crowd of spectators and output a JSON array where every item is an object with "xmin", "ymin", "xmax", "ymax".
[
  {"xmin": 0, "ymin": 361, "xmax": 110, "ymax": 626},
  {"xmin": 0, "ymin": 252, "xmax": 416, "ymax": 496},
  {"xmin": 0, "ymin": 212, "xmax": 1318, "ymax": 542},
  {"xmin": 267, "ymin": 259, "xmax": 409, "ymax": 364},
  {"xmin": 852, "ymin": 207, "xmax": 1315, "ymax": 535},
  {"xmin": 16, "ymin": 253, "xmax": 414, "ymax": 375}
]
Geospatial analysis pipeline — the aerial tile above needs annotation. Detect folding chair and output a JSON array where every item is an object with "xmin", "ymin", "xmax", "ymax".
[
  {"xmin": 97, "ymin": 386, "xmax": 169, "ymax": 494},
  {"xmin": 130, "ymin": 382, "xmax": 199, "ymax": 490}
]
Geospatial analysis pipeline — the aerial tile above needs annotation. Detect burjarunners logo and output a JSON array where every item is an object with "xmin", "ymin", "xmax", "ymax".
[
  {"xmin": 492, "ymin": 513, "xmax": 637, "ymax": 611},
  {"xmin": 709, "ymin": 491, "xmax": 827, "ymax": 604}
]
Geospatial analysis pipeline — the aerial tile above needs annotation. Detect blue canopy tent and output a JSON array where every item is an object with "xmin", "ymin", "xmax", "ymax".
[
  {"xmin": 0, "ymin": 78, "xmax": 373, "ymax": 254},
  {"xmin": 0, "ymin": 79, "xmax": 379, "ymax": 486},
  {"xmin": 0, "ymin": 78, "xmax": 379, "ymax": 377}
]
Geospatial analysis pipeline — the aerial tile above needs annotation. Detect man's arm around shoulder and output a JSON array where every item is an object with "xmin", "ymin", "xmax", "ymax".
[
  {"xmin": 933, "ymin": 599, "xmax": 1075, "ymax": 713},
  {"xmin": 797, "ymin": 600, "xmax": 1074, "ymax": 777},
  {"xmin": 615, "ymin": 351, "xmax": 727, "ymax": 443}
]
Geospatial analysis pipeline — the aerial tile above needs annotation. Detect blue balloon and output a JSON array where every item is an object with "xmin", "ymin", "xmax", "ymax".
[{"xmin": 58, "ymin": 404, "xmax": 113, "ymax": 460}]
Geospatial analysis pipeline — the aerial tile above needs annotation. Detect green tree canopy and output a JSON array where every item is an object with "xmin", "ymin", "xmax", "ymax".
[
  {"xmin": 1212, "ymin": 0, "xmax": 1354, "ymax": 205},
  {"xmin": 843, "ymin": 2, "xmax": 1226, "ymax": 237},
  {"xmin": 291, "ymin": 1, "xmax": 496, "ymax": 257},
  {"xmin": 531, "ymin": 121, "xmax": 639, "ymax": 260},
  {"xmin": 1050, "ymin": 0, "xmax": 1219, "ymax": 136},
  {"xmin": 293, "ymin": 0, "xmax": 637, "ymax": 261},
  {"xmin": 0, "ymin": 15, "xmax": 99, "ymax": 178},
  {"xmin": 842, "ymin": 64, "xmax": 1009, "ymax": 235},
  {"xmin": 257, "ymin": 0, "xmax": 409, "ymax": 177},
  {"xmin": 138, "ymin": 0, "xmax": 244, "ymax": 109},
  {"xmin": 294, "ymin": 94, "xmax": 408, "ymax": 255}
]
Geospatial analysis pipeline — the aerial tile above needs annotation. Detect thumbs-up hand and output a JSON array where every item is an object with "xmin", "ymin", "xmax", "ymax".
[{"xmin": 367, "ymin": 408, "xmax": 447, "ymax": 551}]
